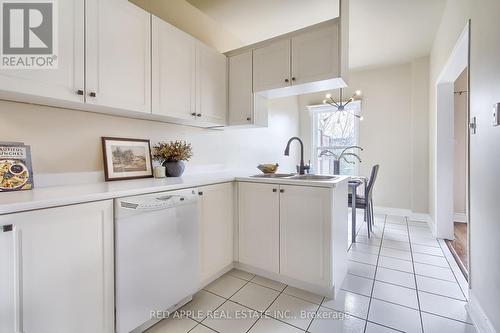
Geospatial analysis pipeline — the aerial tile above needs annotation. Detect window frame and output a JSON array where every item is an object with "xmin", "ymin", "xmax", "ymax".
[{"xmin": 307, "ymin": 100, "xmax": 361, "ymax": 175}]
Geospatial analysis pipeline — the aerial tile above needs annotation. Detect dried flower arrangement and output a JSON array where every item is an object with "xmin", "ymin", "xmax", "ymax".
[{"xmin": 152, "ymin": 140, "xmax": 193, "ymax": 164}]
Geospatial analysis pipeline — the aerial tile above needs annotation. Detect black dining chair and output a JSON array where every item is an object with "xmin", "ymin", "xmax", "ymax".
[{"xmin": 349, "ymin": 164, "xmax": 379, "ymax": 236}]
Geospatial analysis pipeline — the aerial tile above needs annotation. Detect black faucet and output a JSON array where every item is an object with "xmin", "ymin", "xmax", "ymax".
[{"xmin": 284, "ymin": 137, "xmax": 309, "ymax": 175}]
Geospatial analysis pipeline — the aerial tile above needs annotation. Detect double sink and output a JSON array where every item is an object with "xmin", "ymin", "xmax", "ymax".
[{"xmin": 251, "ymin": 173, "xmax": 336, "ymax": 181}]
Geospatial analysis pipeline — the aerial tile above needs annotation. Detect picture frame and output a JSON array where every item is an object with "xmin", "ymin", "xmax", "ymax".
[{"xmin": 101, "ymin": 137, "xmax": 153, "ymax": 181}]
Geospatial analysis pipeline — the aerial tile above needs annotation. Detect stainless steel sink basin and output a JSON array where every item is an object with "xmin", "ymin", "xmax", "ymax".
[
  {"xmin": 251, "ymin": 173, "xmax": 295, "ymax": 178},
  {"xmin": 289, "ymin": 175, "xmax": 336, "ymax": 181}
]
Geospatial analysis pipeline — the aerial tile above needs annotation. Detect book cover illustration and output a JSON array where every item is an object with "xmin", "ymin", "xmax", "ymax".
[{"xmin": 0, "ymin": 143, "xmax": 34, "ymax": 192}]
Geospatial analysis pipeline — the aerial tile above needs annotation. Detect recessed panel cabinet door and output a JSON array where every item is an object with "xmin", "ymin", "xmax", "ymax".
[
  {"xmin": 279, "ymin": 185, "xmax": 332, "ymax": 287},
  {"xmin": 198, "ymin": 183, "xmax": 234, "ymax": 286},
  {"xmin": 196, "ymin": 42, "xmax": 227, "ymax": 126},
  {"xmin": 152, "ymin": 16, "xmax": 196, "ymax": 121},
  {"xmin": 228, "ymin": 51, "xmax": 253, "ymax": 125},
  {"xmin": 86, "ymin": 0, "xmax": 151, "ymax": 113},
  {"xmin": 252, "ymin": 38, "xmax": 291, "ymax": 92},
  {"xmin": 0, "ymin": 0, "xmax": 84, "ymax": 103},
  {"xmin": 238, "ymin": 182, "xmax": 280, "ymax": 273},
  {"xmin": 291, "ymin": 24, "xmax": 339, "ymax": 85},
  {"xmin": 0, "ymin": 201, "xmax": 114, "ymax": 333}
]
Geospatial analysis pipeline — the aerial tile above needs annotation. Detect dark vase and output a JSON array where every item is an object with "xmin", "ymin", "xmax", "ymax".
[{"xmin": 162, "ymin": 160, "xmax": 185, "ymax": 177}]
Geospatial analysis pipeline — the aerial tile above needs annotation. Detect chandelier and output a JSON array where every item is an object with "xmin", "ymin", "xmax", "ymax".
[{"xmin": 323, "ymin": 89, "xmax": 363, "ymax": 120}]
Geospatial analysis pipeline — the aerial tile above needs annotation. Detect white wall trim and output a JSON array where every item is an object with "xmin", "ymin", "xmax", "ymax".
[
  {"xmin": 374, "ymin": 206, "xmax": 432, "ymax": 223},
  {"xmin": 467, "ymin": 291, "xmax": 497, "ymax": 333},
  {"xmin": 454, "ymin": 212, "xmax": 467, "ymax": 223}
]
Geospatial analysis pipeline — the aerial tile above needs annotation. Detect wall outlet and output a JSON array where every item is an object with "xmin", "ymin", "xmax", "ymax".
[{"xmin": 493, "ymin": 103, "xmax": 500, "ymax": 126}]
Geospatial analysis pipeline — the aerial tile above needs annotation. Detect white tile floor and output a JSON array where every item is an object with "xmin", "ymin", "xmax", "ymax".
[{"xmin": 147, "ymin": 215, "xmax": 476, "ymax": 333}]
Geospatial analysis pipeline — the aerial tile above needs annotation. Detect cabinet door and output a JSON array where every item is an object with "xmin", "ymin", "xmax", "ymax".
[
  {"xmin": 86, "ymin": 0, "xmax": 151, "ymax": 113},
  {"xmin": 238, "ymin": 182, "xmax": 279, "ymax": 273},
  {"xmin": 0, "ymin": 201, "xmax": 114, "ymax": 333},
  {"xmin": 0, "ymin": 0, "xmax": 84, "ymax": 103},
  {"xmin": 279, "ymin": 185, "xmax": 332, "ymax": 286},
  {"xmin": 291, "ymin": 24, "xmax": 339, "ymax": 85},
  {"xmin": 152, "ymin": 16, "xmax": 196, "ymax": 121},
  {"xmin": 196, "ymin": 42, "xmax": 227, "ymax": 126},
  {"xmin": 228, "ymin": 51, "xmax": 253, "ymax": 126},
  {"xmin": 199, "ymin": 183, "xmax": 234, "ymax": 286},
  {"xmin": 252, "ymin": 38, "xmax": 291, "ymax": 92}
]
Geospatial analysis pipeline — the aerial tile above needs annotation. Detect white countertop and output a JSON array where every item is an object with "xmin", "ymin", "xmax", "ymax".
[
  {"xmin": 236, "ymin": 175, "xmax": 349, "ymax": 187},
  {"xmin": 0, "ymin": 171, "xmax": 349, "ymax": 215}
]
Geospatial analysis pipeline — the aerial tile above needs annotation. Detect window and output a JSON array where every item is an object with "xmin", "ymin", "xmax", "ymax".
[{"xmin": 310, "ymin": 100, "xmax": 361, "ymax": 175}]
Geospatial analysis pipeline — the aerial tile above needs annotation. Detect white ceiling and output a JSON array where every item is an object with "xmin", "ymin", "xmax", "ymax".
[{"xmin": 186, "ymin": 0, "xmax": 446, "ymax": 69}]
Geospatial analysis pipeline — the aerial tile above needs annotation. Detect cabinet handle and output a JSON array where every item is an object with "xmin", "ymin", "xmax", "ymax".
[
  {"xmin": 191, "ymin": 112, "xmax": 197, "ymax": 117},
  {"xmin": 197, "ymin": 113, "xmax": 202, "ymax": 117},
  {"xmin": 198, "ymin": 191, "xmax": 203, "ymax": 196},
  {"xmin": 76, "ymin": 89, "xmax": 84, "ymax": 95},
  {"xmin": 246, "ymin": 117, "xmax": 251, "ymax": 121},
  {"xmin": 2, "ymin": 224, "xmax": 13, "ymax": 232},
  {"xmin": 272, "ymin": 188, "xmax": 277, "ymax": 192},
  {"xmin": 89, "ymin": 92, "xmax": 97, "ymax": 97},
  {"xmin": 291, "ymin": 77, "xmax": 296, "ymax": 81},
  {"xmin": 280, "ymin": 189, "xmax": 285, "ymax": 193},
  {"xmin": 284, "ymin": 78, "xmax": 289, "ymax": 83}
]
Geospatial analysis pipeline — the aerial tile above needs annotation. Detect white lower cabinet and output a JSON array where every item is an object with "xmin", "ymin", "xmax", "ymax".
[
  {"xmin": 237, "ymin": 181, "xmax": 345, "ymax": 295},
  {"xmin": 279, "ymin": 185, "xmax": 332, "ymax": 287},
  {"xmin": 0, "ymin": 201, "xmax": 114, "ymax": 333},
  {"xmin": 238, "ymin": 182, "xmax": 280, "ymax": 274},
  {"xmin": 198, "ymin": 183, "xmax": 235, "ymax": 286}
]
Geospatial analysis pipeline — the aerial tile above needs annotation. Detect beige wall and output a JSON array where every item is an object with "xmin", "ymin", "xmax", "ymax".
[
  {"xmin": 298, "ymin": 58, "xmax": 430, "ymax": 213},
  {"xmin": 453, "ymin": 69, "xmax": 467, "ymax": 216},
  {"xmin": 0, "ymin": 97, "xmax": 299, "ymax": 175},
  {"xmin": 429, "ymin": 0, "xmax": 500, "ymax": 329}
]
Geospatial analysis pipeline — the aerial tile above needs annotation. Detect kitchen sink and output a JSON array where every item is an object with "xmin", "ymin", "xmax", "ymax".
[
  {"xmin": 289, "ymin": 175, "xmax": 337, "ymax": 181},
  {"xmin": 251, "ymin": 173, "xmax": 295, "ymax": 178}
]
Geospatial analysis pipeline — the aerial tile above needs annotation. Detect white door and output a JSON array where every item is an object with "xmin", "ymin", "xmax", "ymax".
[
  {"xmin": 152, "ymin": 16, "xmax": 196, "ymax": 121},
  {"xmin": 238, "ymin": 182, "xmax": 279, "ymax": 273},
  {"xmin": 279, "ymin": 185, "xmax": 332, "ymax": 286},
  {"xmin": 0, "ymin": 0, "xmax": 85, "ymax": 103},
  {"xmin": 252, "ymin": 38, "xmax": 291, "ymax": 92},
  {"xmin": 0, "ymin": 201, "xmax": 114, "ymax": 333},
  {"xmin": 198, "ymin": 183, "xmax": 234, "ymax": 286},
  {"xmin": 196, "ymin": 42, "xmax": 227, "ymax": 126},
  {"xmin": 86, "ymin": 0, "xmax": 151, "ymax": 113},
  {"xmin": 291, "ymin": 24, "xmax": 339, "ymax": 85},
  {"xmin": 228, "ymin": 51, "xmax": 253, "ymax": 126}
]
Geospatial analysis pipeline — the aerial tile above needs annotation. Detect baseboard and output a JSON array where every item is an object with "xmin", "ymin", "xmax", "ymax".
[
  {"xmin": 467, "ymin": 291, "xmax": 497, "ymax": 333},
  {"xmin": 454, "ymin": 212, "xmax": 467, "ymax": 223},
  {"xmin": 373, "ymin": 206, "xmax": 432, "ymax": 223}
]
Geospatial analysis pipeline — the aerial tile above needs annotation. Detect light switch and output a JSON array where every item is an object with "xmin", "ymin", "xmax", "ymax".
[{"xmin": 493, "ymin": 103, "xmax": 500, "ymax": 126}]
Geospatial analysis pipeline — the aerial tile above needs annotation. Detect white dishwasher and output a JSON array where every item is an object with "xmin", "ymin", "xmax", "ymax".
[{"xmin": 115, "ymin": 188, "xmax": 199, "ymax": 333}]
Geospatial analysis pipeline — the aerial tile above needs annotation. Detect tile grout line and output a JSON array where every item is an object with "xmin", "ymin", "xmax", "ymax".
[
  {"xmin": 405, "ymin": 216, "xmax": 425, "ymax": 333},
  {"xmin": 363, "ymin": 214, "xmax": 387, "ymax": 333},
  {"xmin": 305, "ymin": 297, "xmax": 325, "ymax": 332}
]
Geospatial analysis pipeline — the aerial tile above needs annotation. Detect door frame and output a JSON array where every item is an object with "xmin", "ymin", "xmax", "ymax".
[{"xmin": 434, "ymin": 22, "xmax": 471, "ymax": 282}]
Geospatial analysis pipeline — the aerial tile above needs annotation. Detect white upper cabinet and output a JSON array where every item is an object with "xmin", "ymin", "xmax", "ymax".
[
  {"xmin": 228, "ymin": 51, "xmax": 253, "ymax": 125},
  {"xmin": 196, "ymin": 42, "xmax": 228, "ymax": 126},
  {"xmin": 238, "ymin": 182, "xmax": 280, "ymax": 274},
  {"xmin": 198, "ymin": 183, "xmax": 234, "ymax": 286},
  {"xmin": 0, "ymin": 0, "xmax": 85, "ymax": 104},
  {"xmin": 152, "ymin": 16, "xmax": 196, "ymax": 121},
  {"xmin": 291, "ymin": 24, "xmax": 339, "ymax": 85},
  {"xmin": 85, "ymin": 0, "xmax": 151, "ymax": 114},
  {"xmin": 252, "ymin": 39, "xmax": 291, "ymax": 92},
  {"xmin": 0, "ymin": 201, "xmax": 114, "ymax": 333}
]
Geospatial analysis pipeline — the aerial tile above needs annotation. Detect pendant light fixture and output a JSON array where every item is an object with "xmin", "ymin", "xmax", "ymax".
[{"xmin": 323, "ymin": 89, "xmax": 364, "ymax": 120}]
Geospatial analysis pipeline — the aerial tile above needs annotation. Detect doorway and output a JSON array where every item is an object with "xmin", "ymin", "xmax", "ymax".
[
  {"xmin": 445, "ymin": 69, "xmax": 469, "ymax": 279},
  {"xmin": 434, "ymin": 22, "xmax": 470, "ymax": 283}
]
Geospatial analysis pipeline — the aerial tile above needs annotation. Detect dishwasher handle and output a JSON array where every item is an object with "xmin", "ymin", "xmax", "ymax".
[{"xmin": 119, "ymin": 195, "xmax": 194, "ymax": 211}]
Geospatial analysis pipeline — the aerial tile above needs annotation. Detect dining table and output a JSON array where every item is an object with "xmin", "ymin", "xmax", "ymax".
[{"xmin": 348, "ymin": 176, "xmax": 368, "ymax": 243}]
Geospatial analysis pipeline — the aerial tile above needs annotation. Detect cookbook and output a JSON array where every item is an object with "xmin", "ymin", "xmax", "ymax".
[{"xmin": 0, "ymin": 142, "xmax": 34, "ymax": 192}]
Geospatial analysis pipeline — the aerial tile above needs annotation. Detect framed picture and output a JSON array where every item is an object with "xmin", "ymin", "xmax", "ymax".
[{"xmin": 101, "ymin": 137, "xmax": 153, "ymax": 181}]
